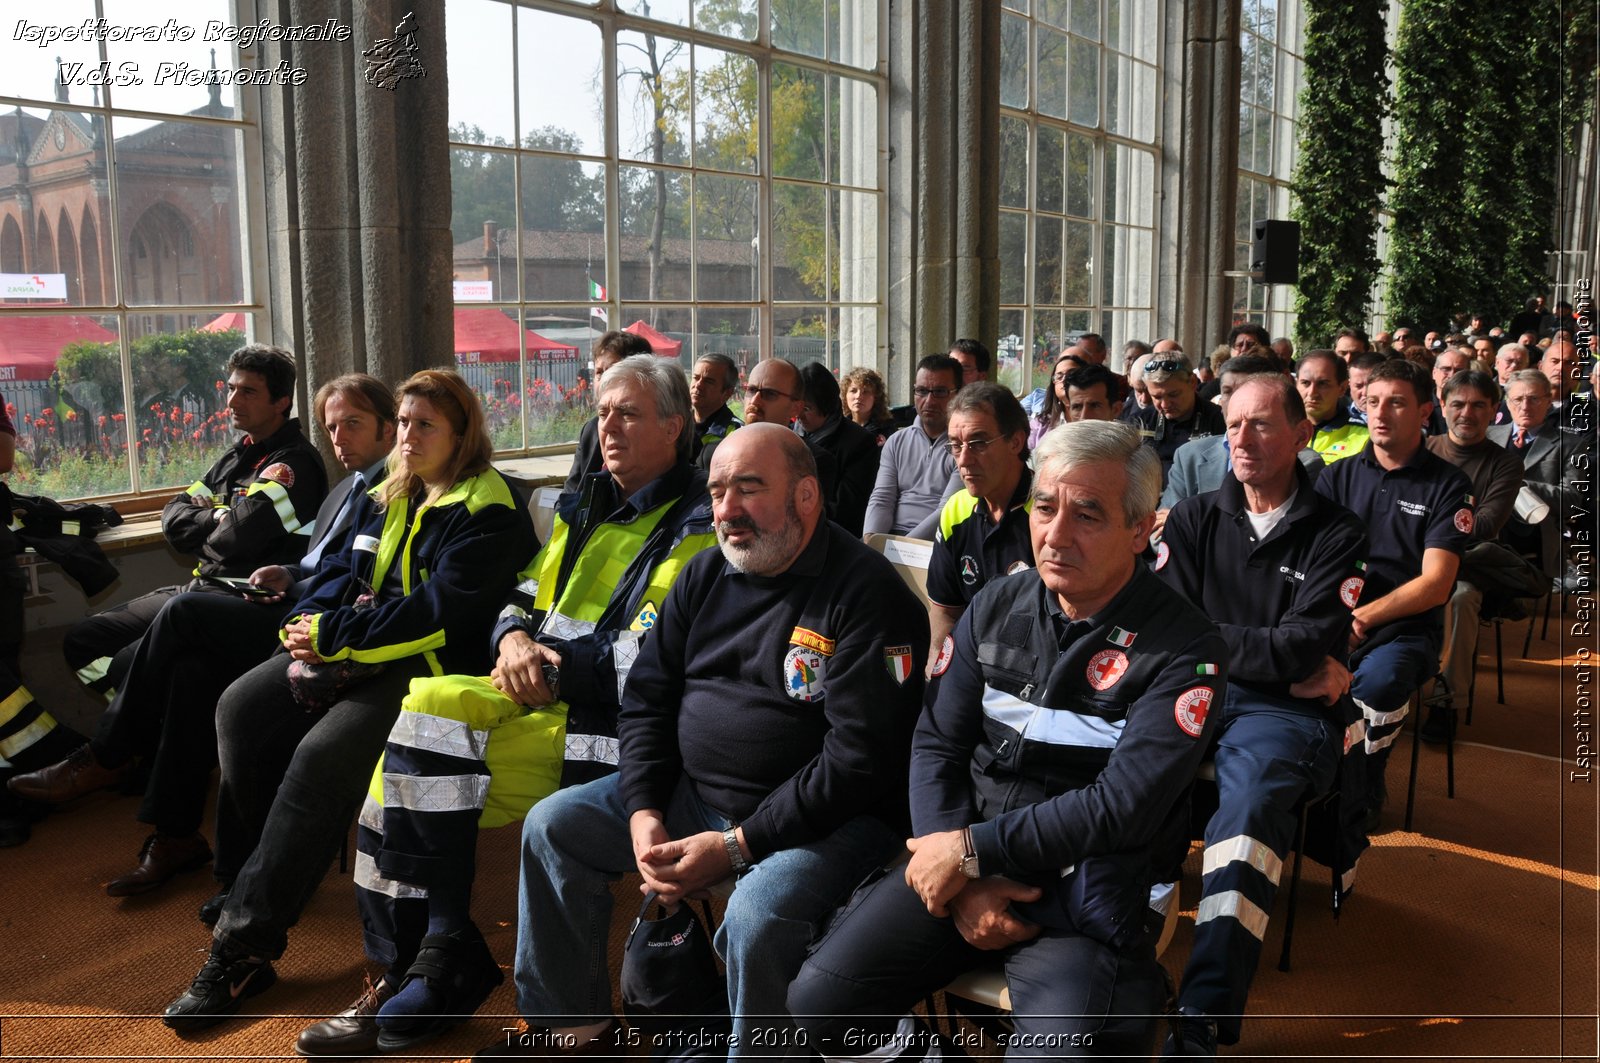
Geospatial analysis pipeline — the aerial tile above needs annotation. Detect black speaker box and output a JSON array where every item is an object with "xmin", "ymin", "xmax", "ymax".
[{"xmin": 1251, "ymin": 219, "xmax": 1299, "ymax": 285}]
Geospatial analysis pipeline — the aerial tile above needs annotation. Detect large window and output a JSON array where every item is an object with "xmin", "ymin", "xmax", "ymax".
[
  {"xmin": 446, "ymin": 0, "xmax": 885, "ymax": 451},
  {"xmin": 0, "ymin": 0, "xmax": 264, "ymax": 501},
  {"xmin": 997, "ymin": 0, "xmax": 1160, "ymax": 384},
  {"xmin": 1233, "ymin": 0, "xmax": 1304, "ymax": 339}
]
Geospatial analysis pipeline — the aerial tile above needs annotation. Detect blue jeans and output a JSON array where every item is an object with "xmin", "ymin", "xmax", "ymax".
[
  {"xmin": 1177, "ymin": 690, "xmax": 1339, "ymax": 1044},
  {"xmin": 514, "ymin": 773, "xmax": 901, "ymax": 1057}
]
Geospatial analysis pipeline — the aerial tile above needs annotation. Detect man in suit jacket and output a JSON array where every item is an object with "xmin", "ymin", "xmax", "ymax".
[
  {"xmin": 1488, "ymin": 369, "xmax": 1590, "ymax": 583},
  {"xmin": 9, "ymin": 375, "xmax": 396, "ymax": 896}
]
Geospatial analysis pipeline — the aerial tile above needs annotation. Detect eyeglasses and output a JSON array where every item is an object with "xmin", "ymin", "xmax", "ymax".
[
  {"xmin": 1145, "ymin": 359, "xmax": 1188, "ymax": 374},
  {"xmin": 743, "ymin": 385, "xmax": 796, "ymax": 402},
  {"xmin": 913, "ymin": 387, "xmax": 953, "ymax": 400},
  {"xmin": 945, "ymin": 437, "xmax": 995, "ymax": 457}
]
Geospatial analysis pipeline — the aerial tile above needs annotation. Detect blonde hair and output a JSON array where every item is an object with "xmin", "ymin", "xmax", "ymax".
[{"xmin": 377, "ymin": 369, "xmax": 494, "ymax": 508}]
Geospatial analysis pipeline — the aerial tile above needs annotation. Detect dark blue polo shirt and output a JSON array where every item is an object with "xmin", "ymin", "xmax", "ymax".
[
  {"xmin": 1314, "ymin": 440, "xmax": 1473, "ymax": 643},
  {"xmin": 927, "ymin": 467, "xmax": 1034, "ymax": 608}
]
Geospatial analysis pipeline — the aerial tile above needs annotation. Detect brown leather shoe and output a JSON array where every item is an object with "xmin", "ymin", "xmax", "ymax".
[
  {"xmin": 295, "ymin": 975, "xmax": 397, "ymax": 1056},
  {"xmin": 7, "ymin": 744, "xmax": 129, "ymax": 804},
  {"xmin": 105, "ymin": 832, "xmax": 213, "ymax": 897}
]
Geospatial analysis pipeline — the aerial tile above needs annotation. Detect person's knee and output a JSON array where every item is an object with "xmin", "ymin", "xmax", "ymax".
[{"xmin": 785, "ymin": 963, "xmax": 861, "ymax": 1045}]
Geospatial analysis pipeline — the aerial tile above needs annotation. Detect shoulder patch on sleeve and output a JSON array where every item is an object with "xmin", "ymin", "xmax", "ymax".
[
  {"xmin": 1152, "ymin": 540, "xmax": 1170, "ymax": 571},
  {"xmin": 1174, "ymin": 685, "xmax": 1213, "ymax": 738},
  {"xmin": 259, "ymin": 462, "xmax": 295, "ymax": 487},
  {"xmin": 1453, "ymin": 508, "xmax": 1474, "ymax": 535},
  {"xmin": 931, "ymin": 635, "xmax": 955, "ymax": 677}
]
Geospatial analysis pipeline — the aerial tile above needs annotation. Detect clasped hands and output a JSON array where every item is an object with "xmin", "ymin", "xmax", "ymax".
[
  {"xmin": 904, "ymin": 829, "xmax": 1041, "ymax": 950},
  {"xmin": 629, "ymin": 809, "xmax": 743, "ymax": 907}
]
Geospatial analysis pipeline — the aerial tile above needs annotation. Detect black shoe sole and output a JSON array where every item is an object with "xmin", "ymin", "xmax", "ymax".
[{"xmin": 375, "ymin": 1016, "xmax": 470, "ymax": 1052}]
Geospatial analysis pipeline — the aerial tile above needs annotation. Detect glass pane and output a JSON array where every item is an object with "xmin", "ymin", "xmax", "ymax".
[
  {"xmin": 1101, "ymin": 225, "xmax": 1151, "ymax": 307},
  {"xmin": 115, "ymin": 119, "xmax": 246, "ymax": 306},
  {"xmin": 772, "ymin": 183, "xmax": 830, "ymax": 301},
  {"xmin": 619, "ymin": 164, "xmax": 691, "ymax": 300},
  {"xmin": 999, "ymin": 212, "xmax": 1028, "ymax": 305},
  {"xmin": 450, "ymin": 145, "xmax": 518, "ymax": 298},
  {"xmin": 772, "ymin": 64, "xmax": 826, "ymax": 180},
  {"xmin": 996, "ymin": 308, "xmax": 1027, "ymax": 394},
  {"xmin": 620, "ymin": 305, "xmax": 693, "ymax": 365},
  {"xmin": 1259, "ymin": 0, "xmax": 1279, "ymax": 42},
  {"xmin": 772, "ymin": 0, "xmax": 826, "ymax": 58},
  {"xmin": 98, "ymin": 0, "xmax": 239, "ymax": 118},
  {"xmin": 518, "ymin": 9, "xmax": 606, "ymax": 156},
  {"xmin": 836, "ymin": 76, "xmax": 878, "ymax": 188},
  {"xmin": 1072, "ymin": 0, "xmax": 1100, "ymax": 41},
  {"xmin": 1034, "ymin": 217, "xmax": 1062, "ymax": 306},
  {"xmin": 1104, "ymin": 143, "xmax": 1154, "ymax": 226},
  {"xmin": 2, "ymin": 315, "xmax": 128, "ymax": 498},
  {"xmin": 999, "ymin": 116, "xmax": 1030, "ymax": 209},
  {"xmin": 1001, "ymin": 14, "xmax": 1031, "ymax": 109},
  {"xmin": 693, "ymin": 307, "xmax": 761, "ymax": 366},
  {"xmin": 774, "ymin": 305, "xmax": 833, "ymax": 368},
  {"xmin": 1256, "ymin": 39, "xmax": 1277, "ymax": 108},
  {"xmin": 1037, "ymin": 126, "xmax": 1065, "ymax": 214},
  {"xmin": 622, "ymin": 0, "xmax": 691, "ymax": 28},
  {"xmin": 698, "ymin": 0, "xmax": 759, "ymax": 39},
  {"xmin": 1003, "ymin": 0, "xmax": 1030, "ymax": 11},
  {"xmin": 1063, "ymin": 220, "xmax": 1094, "ymax": 305},
  {"xmin": 1037, "ymin": 0, "xmax": 1070, "ymax": 30},
  {"xmin": 0, "ymin": 0, "xmax": 100, "ymax": 103},
  {"xmin": 1252, "ymin": 107, "xmax": 1273, "ymax": 174},
  {"xmin": 1067, "ymin": 35, "xmax": 1099, "ymax": 127},
  {"xmin": 454, "ymin": 307, "xmax": 586, "ymax": 450},
  {"xmin": 839, "ymin": 304, "xmax": 877, "ymax": 367},
  {"xmin": 1036, "ymin": 28, "xmax": 1068, "ymax": 120},
  {"xmin": 837, "ymin": 189, "xmax": 878, "ymax": 304},
  {"xmin": 449, "ymin": 0, "xmax": 516, "ymax": 144},
  {"xmin": 126, "ymin": 319, "xmax": 241, "ymax": 491},
  {"xmin": 1107, "ymin": 57, "xmax": 1156, "ymax": 142},
  {"xmin": 694, "ymin": 172, "xmax": 759, "ymax": 302},
  {"xmin": 520, "ymin": 157, "xmax": 607, "ymax": 308},
  {"xmin": 1036, "ymin": 309, "xmax": 1063, "ymax": 362},
  {"xmin": 617, "ymin": 30, "xmax": 691, "ymax": 165},
  {"xmin": 694, "ymin": 46, "xmax": 758, "ymax": 173},
  {"xmin": 1237, "ymin": 103, "xmax": 1255, "ymax": 171},
  {"xmin": 1066, "ymin": 132, "xmax": 1095, "ymax": 217}
]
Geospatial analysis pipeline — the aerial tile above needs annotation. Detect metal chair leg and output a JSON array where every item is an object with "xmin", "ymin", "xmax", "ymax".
[
  {"xmin": 1404, "ymin": 690, "xmax": 1422, "ymax": 832},
  {"xmin": 1495, "ymin": 619, "xmax": 1505, "ymax": 705},
  {"xmin": 1277, "ymin": 801, "xmax": 1313, "ymax": 973}
]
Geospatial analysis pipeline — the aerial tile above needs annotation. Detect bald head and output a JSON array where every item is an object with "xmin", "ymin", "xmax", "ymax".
[{"xmin": 707, "ymin": 422, "xmax": 822, "ymax": 576}]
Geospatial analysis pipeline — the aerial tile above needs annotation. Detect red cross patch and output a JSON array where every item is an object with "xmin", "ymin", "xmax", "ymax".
[
  {"xmin": 1174, "ymin": 685, "xmax": 1213, "ymax": 738},
  {"xmin": 1453, "ymin": 508, "xmax": 1474, "ymax": 535},
  {"xmin": 1085, "ymin": 648, "xmax": 1129, "ymax": 691}
]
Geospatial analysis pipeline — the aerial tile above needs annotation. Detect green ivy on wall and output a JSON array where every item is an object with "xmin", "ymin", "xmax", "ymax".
[{"xmin": 1291, "ymin": 0, "xmax": 1389, "ymax": 349}]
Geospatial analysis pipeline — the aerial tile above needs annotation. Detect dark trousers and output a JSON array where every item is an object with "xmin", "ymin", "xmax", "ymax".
[
  {"xmin": 211, "ymin": 653, "xmax": 430, "ymax": 960},
  {"xmin": 89, "ymin": 590, "xmax": 288, "ymax": 834},
  {"xmin": 62, "ymin": 585, "xmax": 184, "ymax": 697},
  {"xmin": 1176, "ymin": 693, "xmax": 1339, "ymax": 1044},
  {"xmin": 788, "ymin": 867, "xmax": 1167, "ymax": 1060}
]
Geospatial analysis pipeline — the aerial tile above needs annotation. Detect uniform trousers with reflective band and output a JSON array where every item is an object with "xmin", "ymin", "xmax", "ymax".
[
  {"xmin": 1348, "ymin": 631, "xmax": 1439, "ymax": 802},
  {"xmin": 515, "ymin": 773, "xmax": 900, "ymax": 1059},
  {"xmin": 89, "ymin": 590, "xmax": 286, "ymax": 834},
  {"xmin": 210, "ymin": 653, "xmax": 431, "ymax": 961},
  {"xmin": 61, "ymin": 585, "xmax": 183, "ymax": 698},
  {"xmin": 354, "ymin": 675, "xmax": 563, "ymax": 970},
  {"xmin": 1438, "ymin": 581, "xmax": 1482, "ymax": 707},
  {"xmin": 787, "ymin": 866, "xmax": 1167, "ymax": 1061},
  {"xmin": 0, "ymin": 555, "xmax": 84, "ymax": 784},
  {"xmin": 1175, "ymin": 692, "xmax": 1339, "ymax": 1045}
]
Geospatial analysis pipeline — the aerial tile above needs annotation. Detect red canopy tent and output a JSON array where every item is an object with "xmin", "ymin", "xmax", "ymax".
[
  {"xmin": 200, "ymin": 312, "xmax": 249, "ymax": 333},
  {"xmin": 623, "ymin": 319, "xmax": 683, "ymax": 358},
  {"xmin": 453, "ymin": 307, "xmax": 578, "ymax": 362},
  {"xmin": 0, "ymin": 315, "xmax": 118, "ymax": 382}
]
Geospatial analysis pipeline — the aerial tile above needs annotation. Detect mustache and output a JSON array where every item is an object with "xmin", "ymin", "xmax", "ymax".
[{"xmin": 716, "ymin": 517, "xmax": 759, "ymax": 538}]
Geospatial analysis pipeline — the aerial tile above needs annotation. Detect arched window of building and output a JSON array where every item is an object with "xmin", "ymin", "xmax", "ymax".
[{"xmin": 0, "ymin": 215, "xmax": 23, "ymax": 274}]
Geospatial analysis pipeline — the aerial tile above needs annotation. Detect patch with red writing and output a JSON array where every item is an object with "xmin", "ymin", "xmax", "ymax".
[
  {"xmin": 931, "ymin": 635, "xmax": 955, "ymax": 677},
  {"xmin": 259, "ymin": 462, "xmax": 296, "ymax": 487},
  {"xmin": 1339, "ymin": 577, "xmax": 1364, "ymax": 609},
  {"xmin": 1453, "ymin": 508, "xmax": 1474, "ymax": 535},
  {"xmin": 1152, "ymin": 540, "xmax": 1170, "ymax": 571},
  {"xmin": 1173, "ymin": 686, "xmax": 1213, "ymax": 738},
  {"xmin": 1085, "ymin": 648, "xmax": 1129, "ymax": 691}
]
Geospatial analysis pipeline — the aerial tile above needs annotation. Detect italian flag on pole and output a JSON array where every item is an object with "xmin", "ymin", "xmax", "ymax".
[{"xmin": 588, "ymin": 278, "xmax": 607, "ymax": 301}]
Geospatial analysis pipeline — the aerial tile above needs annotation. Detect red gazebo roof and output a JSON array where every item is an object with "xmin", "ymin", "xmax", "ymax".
[
  {"xmin": 0, "ymin": 315, "xmax": 118, "ymax": 381},
  {"xmin": 453, "ymin": 307, "xmax": 578, "ymax": 362}
]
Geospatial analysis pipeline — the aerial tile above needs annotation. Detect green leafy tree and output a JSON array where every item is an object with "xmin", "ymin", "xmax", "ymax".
[{"xmin": 1290, "ymin": 0, "xmax": 1388, "ymax": 348}]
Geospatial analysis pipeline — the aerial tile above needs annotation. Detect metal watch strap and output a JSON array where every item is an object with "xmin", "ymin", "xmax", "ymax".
[
  {"xmin": 960, "ymin": 825, "xmax": 980, "ymax": 879},
  {"xmin": 723, "ymin": 826, "xmax": 749, "ymax": 873}
]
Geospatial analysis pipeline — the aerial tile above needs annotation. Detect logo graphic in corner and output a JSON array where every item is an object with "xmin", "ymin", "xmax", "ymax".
[
  {"xmin": 1174, "ymin": 685, "xmax": 1213, "ymax": 738},
  {"xmin": 1339, "ymin": 577, "xmax": 1364, "ymax": 609},
  {"xmin": 784, "ymin": 645, "xmax": 827, "ymax": 701},
  {"xmin": 1086, "ymin": 649, "xmax": 1128, "ymax": 691},
  {"xmin": 931, "ymin": 635, "xmax": 955, "ymax": 677},
  {"xmin": 1454, "ymin": 508, "xmax": 1474, "ymax": 535},
  {"xmin": 1152, "ymin": 541, "xmax": 1170, "ymax": 571},
  {"xmin": 884, "ymin": 645, "xmax": 913, "ymax": 686},
  {"xmin": 631, "ymin": 600, "xmax": 659, "ymax": 631},
  {"xmin": 960, "ymin": 556, "xmax": 980, "ymax": 585}
]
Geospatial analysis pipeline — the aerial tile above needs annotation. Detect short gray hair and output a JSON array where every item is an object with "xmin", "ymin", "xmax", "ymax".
[
  {"xmin": 1505, "ymin": 368, "xmax": 1552, "ymax": 396},
  {"xmin": 1032, "ymin": 420, "xmax": 1161, "ymax": 526},
  {"xmin": 600, "ymin": 353, "xmax": 693, "ymax": 459}
]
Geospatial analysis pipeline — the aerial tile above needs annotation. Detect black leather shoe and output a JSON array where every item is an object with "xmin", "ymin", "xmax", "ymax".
[
  {"xmin": 1162, "ymin": 1007, "xmax": 1217, "ymax": 1056},
  {"xmin": 198, "ymin": 884, "xmax": 233, "ymax": 927},
  {"xmin": 295, "ymin": 975, "xmax": 397, "ymax": 1056},
  {"xmin": 105, "ymin": 832, "xmax": 213, "ymax": 897},
  {"xmin": 163, "ymin": 942, "xmax": 276, "ymax": 1032}
]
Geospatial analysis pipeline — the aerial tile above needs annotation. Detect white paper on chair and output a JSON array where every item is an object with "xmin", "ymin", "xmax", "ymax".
[{"xmin": 880, "ymin": 538, "xmax": 933, "ymax": 570}]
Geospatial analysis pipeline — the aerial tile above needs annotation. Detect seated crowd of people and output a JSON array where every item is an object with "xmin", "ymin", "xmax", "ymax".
[{"xmin": 0, "ymin": 305, "xmax": 1593, "ymax": 1059}]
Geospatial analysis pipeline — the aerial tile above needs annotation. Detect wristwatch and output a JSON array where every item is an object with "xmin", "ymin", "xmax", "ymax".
[
  {"xmin": 723, "ymin": 826, "xmax": 750, "ymax": 873},
  {"xmin": 958, "ymin": 826, "xmax": 980, "ymax": 879}
]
